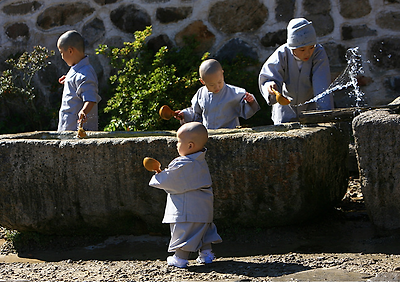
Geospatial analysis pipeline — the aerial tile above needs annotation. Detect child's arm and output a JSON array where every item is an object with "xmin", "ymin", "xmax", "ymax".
[
  {"xmin": 174, "ymin": 89, "xmax": 203, "ymax": 123},
  {"xmin": 78, "ymin": 101, "xmax": 96, "ymax": 123},
  {"xmin": 149, "ymin": 157, "xmax": 212, "ymax": 194},
  {"xmin": 259, "ymin": 46, "xmax": 287, "ymax": 105}
]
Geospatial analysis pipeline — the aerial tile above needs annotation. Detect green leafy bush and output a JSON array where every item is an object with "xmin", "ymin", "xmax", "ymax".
[
  {"xmin": 97, "ymin": 26, "xmax": 271, "ymax": 131},
  {"xmin": 96, "ymin": 26, "xmax": 203, "ymax": 131},
  {"xmin": 0, "ymin": 46, "xmax": 55, "ymax": 133}
]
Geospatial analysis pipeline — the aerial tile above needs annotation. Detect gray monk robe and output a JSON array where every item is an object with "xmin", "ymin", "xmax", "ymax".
[
  {"xmin": 181, "ymin": 83, "xmax": 260, "ymax": 129},
  {"xmin": 57, "ymin": 56, "xmax": 101, "ymax": 131},
  {"xmin": 149, "ymin": 149, "xmax": 222, "ymax": 252},
  {"xmin": 258, "ymin": 43, "xmax": 333, "ymax": 125}
]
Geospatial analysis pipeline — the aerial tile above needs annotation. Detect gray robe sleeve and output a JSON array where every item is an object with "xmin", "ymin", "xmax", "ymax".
[
  {"xmin": 181, "ymin": 89, "xmax": 203, "ymax": 124},
  {"xmin": 258, "ymin": 45, "xmax": 287, "ymax": 105},
  {"xmin": 149, "ymin": 153, "xmax": 212, "ymax": 194},
  {"xmin": 239, "ymin": 93, "xmax": 261, "ymax": 119},
  {"xmin": 311, "ymin": 47, "xmax": 333, "ymax": 110}
]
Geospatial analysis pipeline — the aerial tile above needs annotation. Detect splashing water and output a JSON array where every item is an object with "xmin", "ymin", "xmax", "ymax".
[{"xmin": 296, "ymin": 47, "xmax": 365, "ymax": 107}]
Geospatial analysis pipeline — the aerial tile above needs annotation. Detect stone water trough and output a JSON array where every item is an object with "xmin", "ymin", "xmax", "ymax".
[
  {"xmin": 352, "ymin": 106, "xmax": 400, "ymax": 232},
  {"xmin": 0, "ymin": 123, "xmax": 349, "ymax": 235}
]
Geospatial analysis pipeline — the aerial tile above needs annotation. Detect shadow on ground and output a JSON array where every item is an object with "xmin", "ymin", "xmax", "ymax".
[
  {"xmin": 4, "ymin": 177, "xmax": 400, "ymax": 265},
  {"xmin": 7, "ymin": 206, "xmax": 400, "ymax": 264}
]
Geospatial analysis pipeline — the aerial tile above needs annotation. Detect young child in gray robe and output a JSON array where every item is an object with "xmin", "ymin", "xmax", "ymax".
[
  {"xmin": 57, "ymin": 30, "xmax": 101, "ymax": 131},
  {"xmin": 258, "ymin": 18, "xmax": 333, "ymax": 125},
  {"xmin": 175, "ymin": 59, "xmax": 260, "ymax": 129},
  {"xmin": 149, "ymin": 122, "xmax": 222, "ymax": 268}
]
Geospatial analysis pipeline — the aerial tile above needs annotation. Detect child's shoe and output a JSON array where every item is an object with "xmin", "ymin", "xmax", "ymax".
[
  {"xmin": 196, "ymin": 249, "xmax": 215, "ymax": 264},
  {"xmin": 167, "ymin": 254, "xmax": 188, "ymax": 268}
]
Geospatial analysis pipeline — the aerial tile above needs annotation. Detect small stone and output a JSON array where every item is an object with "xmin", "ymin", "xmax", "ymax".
[
  {"xmin": 215, "ymin": 38, "xmax": 258, "ymax": 62},
  {"xmin": 260, "ymin": 30, "xmax": 286, "ymax": 48},
  {"xmin": 339, "ymin": 0, "xmax": 371, "ymax": 19},
  {"xmin": 37, "ymin": 3, "xmax": 95, "ymax": 30},
  {"xmin": 275, "ymin": 0, "xmax": 295, "ymax": 23},
  {"xmin": 6, "ymin": 23, "xmax": 29, "ymax": 40},
  {"xmin": 156, "ymin": 7, "xmax": 192, "ymax": 23},
  {"xmin": 342, "ymin": 24, "xmax": 377, "ymax": 40},
  {"xmin": 2, "ymin": 1, "xmax": 41, "ymax": 15},
  {"xmin": 303, "ymin": 0, "xmax": 331, "ymax": 14},
  {"xmin": 208, "ymin": 0, "xmax": 268, "ymax": 34},
  {"xmin": 82, "ymin": 18, "xmax": 106, "ymax": 46},
  {"xmin": 368, "ymin": 38, "xmax": 400, "ymax": 69},
  {"xmin": 110, "ymin": 4, "xmax": 151, "ymax": 33},
  {"xmin": 175, "ymin": 21, "xmax": 215, "ymax": 53},
  {"xmin": 93, "ymin": 0, "xmax": 118, "ymax": 5},
  {"xmin": 306, "ymin": 13, "xmax": 334, "ymax": 37},
  {"xmin": 376, "ymin": 11, "xmax": 400, "ymax": 31},
  {"xmin": 147, "ymin": 34, "xmax": 173, "ymax": 53}
]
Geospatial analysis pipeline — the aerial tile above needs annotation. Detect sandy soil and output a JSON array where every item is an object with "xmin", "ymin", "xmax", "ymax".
[{"xmin": 0, "ymin": 178, "xmax": 400, "ymax": 282}]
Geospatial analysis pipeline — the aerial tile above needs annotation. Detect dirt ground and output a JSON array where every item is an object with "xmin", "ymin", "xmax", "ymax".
[{"xmin": 1, "ymin": 178, "xmax": 400, "ymax": 281}]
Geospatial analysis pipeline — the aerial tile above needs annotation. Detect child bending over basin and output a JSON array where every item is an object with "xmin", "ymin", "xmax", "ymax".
[{"xmin": 258, "ymin": 18, "xmax": 334, "ymax": 125}]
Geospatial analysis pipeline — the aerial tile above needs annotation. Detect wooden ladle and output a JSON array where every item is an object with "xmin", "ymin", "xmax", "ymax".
[
  {"xmin": 272, "ymin": 88, "xmax": 291, "ymax": 105},
  {"xmin": 77, "ymin": 121, "xmax": 87, "ymax": 138},
  {"xmin": 143, "ymin": 157, "xmax": 162, "ymax": 173},
  {"xmin": 159, "ymin": 105, "xmax": 176, "ymax": 120}
]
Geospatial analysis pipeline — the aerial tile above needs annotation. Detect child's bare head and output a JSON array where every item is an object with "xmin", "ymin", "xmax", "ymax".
[
  {"xmin": 199, "ymin": 59, "xmax": 224, "ymax": 94},
  {"xmin": 57, "ymin": 30, "xmax": 85, "ymax": 53},
  {"xmin": 199, "ymin": 59, "xmax": 222, "ymax": 79},
  {"xmin": 57, "ymin": 30, "xmax": 85, "ymax": 66},
  {"xmin": 176, "ymin": 122, "xmax": 208, "ymax": 156}
]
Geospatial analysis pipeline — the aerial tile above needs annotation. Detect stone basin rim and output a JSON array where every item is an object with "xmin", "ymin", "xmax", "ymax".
[{"xmin": 0, "ymin": 123, "xmax": 337, "ymax": 140}]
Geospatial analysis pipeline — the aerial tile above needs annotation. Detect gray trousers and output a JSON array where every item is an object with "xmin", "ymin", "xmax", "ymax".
[{"xmin": 168, "ymin": 222, "xmax": 222, "ymax": 256}]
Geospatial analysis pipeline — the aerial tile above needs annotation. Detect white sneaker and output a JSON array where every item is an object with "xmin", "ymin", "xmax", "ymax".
[
  {"xmin": 167, "ymin": 254, "xmax": 188, "ymax": 268},
  {"xmin": 196, "ymin": 249, "xmax": 215, "ymax": 264}
]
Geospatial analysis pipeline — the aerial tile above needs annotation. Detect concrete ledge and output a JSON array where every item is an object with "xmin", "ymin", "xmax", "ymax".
[{"xmin": 0, "ymin": 124, "xmax": 349, "ymax": 235}]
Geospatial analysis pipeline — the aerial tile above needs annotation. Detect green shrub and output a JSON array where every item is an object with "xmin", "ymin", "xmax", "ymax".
[
  {"xmin": 97, "ymin": 26, "xmax": 271, "ymax": 131},
  {"xmin": 96, "ymin": 26, "xmax": 201, "ymax": 131},
  {"xmin": 0, "ymin": 46, "xmax": 55, "ymax": 133}
]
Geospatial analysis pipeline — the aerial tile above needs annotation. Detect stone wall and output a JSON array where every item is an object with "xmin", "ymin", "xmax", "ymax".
[{"xmin": 1, "ymin": 0, "xmax": 400, "ymax": 128}]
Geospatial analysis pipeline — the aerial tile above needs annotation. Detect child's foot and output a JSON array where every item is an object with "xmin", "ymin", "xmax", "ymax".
[
  {"xmin": 196, "ymin": 249, "xmax": 215, "ymax": 264},
  {"xmin": 167, "ymin": 254, "xmax": 188, "ymax": 268}
]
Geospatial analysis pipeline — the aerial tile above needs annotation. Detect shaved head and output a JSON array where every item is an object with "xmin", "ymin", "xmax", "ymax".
[
  {"xmin": 57, "ymin": 30, "xmax": 85, "ymax": 53},
  {"xmin": 177, "ymin": 122, "xmax": 208, "ymax": 153},
  {"xmin": 199, "ymin": 59, "xmax": 222, "ymax": 79}
]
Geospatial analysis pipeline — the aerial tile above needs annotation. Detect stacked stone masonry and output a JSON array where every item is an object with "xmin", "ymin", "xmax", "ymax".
[{"xmin": 1, "ymin": 0, "xmax": 400, "ymax": 119}]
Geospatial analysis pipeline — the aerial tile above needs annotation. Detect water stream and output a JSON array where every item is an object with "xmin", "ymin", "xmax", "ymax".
[{"xmin": 296, "ymin": 47, "xmax": 365, "ymax": 108}]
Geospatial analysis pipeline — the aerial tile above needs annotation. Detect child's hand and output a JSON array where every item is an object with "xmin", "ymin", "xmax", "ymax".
[
  {"xmin": 58, "ymin": 75, "xmax": 66, "ymax": 84},
  {"xmin": 78, "ymin": 110, "xmax": 87, "ymax": 123},
  {"xmin": 244, "ymin": 92, "xmax": 255, "ymax": 103},
  {"xmin": 143, "ymin": 157, "xmax": 162, "ymax": 173},
  {"xmin": 78, "ymin": 101, "xmax": 95, "ymax": 124},
  {"xmin": 174, "ymin": 110, "xmax": 184, "ymax": 120},
  {"xmin": 264, "ymin": 81, "xmax": 278, "ymax": 104},
  {"xmin": 265, "ymin": 81, "xmax": 278, "ymax": 94}
]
